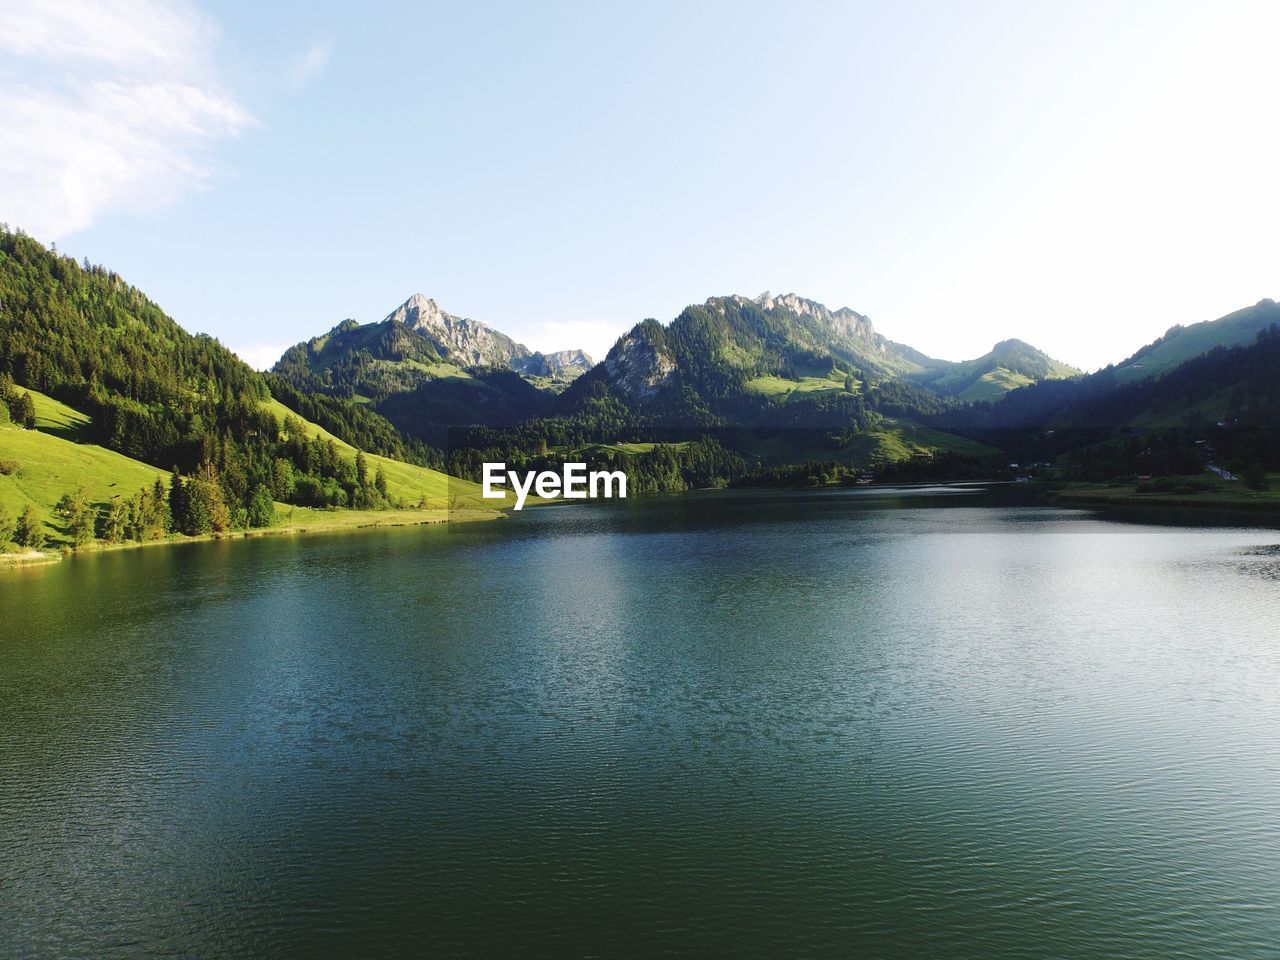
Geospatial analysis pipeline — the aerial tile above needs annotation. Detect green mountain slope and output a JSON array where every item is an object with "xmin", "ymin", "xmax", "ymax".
[
  {"xmin": 271, "ymin": 295, "xmax": 591, "ymax": 441},
  {"xmin": 259, "ymin": 397, "xmax": 493, "ymax": 506},
  {"xmin": 1, "ymin": 388, "xmax": 501, "ymax": 552},
  {"xmin": 0, "ymin": 230, "xmax": 499, "ymax": 541},
  {"xmin": 1111, "ymin": 299, "xmax": 1280, "ymax": 383},
  {"xmin": 438, "ymin": 293, "xmax": 1017, "ymax": 489},
  {"xmin": 938, "ymin": 310, "xmax": 1280, "ymax": 484},
  {"xmin": 578, "ymin": 292, "xmax": 1072, "ymax": 417},
  {"xmin": 913, "ymin": 339, "xmax": 1080, "ymax": 402},
  {"xmin": 1, "ymin": 393, "xmax": 168, "ymax": 525}
]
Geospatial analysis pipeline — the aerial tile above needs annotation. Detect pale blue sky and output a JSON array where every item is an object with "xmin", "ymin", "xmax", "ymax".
[{"xmin": 3, "ymin": 0, "xmax": 1278, "ymax": 370}]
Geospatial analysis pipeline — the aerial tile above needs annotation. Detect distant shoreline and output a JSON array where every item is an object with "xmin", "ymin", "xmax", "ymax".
[
  {"xmin": 1046, "ymin": 483, "xmax": 1280, "ymax": 516},
  {"xmin": 1, "ymin": 506, "xmax": 505, "ymax": 572},
  {"xmin": 10, "ymin": 479, "xmax": 1280, "ymax": 573}
]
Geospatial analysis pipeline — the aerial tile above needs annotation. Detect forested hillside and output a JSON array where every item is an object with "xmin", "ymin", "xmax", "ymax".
[
  {"xmin": 936, "ymin": 323, "xmax": 1280, "ymax": 484},
  {"xmin": 1111, "ymin": 299, "xmax": 1280, "ymax": 383},
  {"xmin": 270, "ymin": 294, "xmax": 590, "ymax": 445},
  {"xmin": 438, "ymin": 294, "xmax": 1001, "ymax": 489},
  {"xmin": 910, "ymin": 339, "xmax": 1079, "ymax": 401},
  {"xmin": 0, "ymin": 228, "xmax": 475, "ymax": 544}
]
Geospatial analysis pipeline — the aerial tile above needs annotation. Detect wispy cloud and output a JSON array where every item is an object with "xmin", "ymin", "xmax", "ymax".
[
  {"xmin": 290, "ymin": 39, "xmax": 334, "ymax": 89},
  {"xmin": 0, "ymin": 0, "xmax": 252, "ymax": 240}
]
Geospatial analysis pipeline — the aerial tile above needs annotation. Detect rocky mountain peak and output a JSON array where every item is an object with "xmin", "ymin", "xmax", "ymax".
[
  {"xmin": 603, "ymin": 323, "xmax": 675, "ymax": 400},
  {"xmin": 751, "ymin": 291, "xmax": 879, "ymax": 343},
  {"xmin": 375, "ymin": 294, "xmax": 595, "ymax": 379},
  {"xmin": 380, "ymin": 294, "xmax": 530, "ymax": 368},
  {"xmin": 386, "ymin": 293, "xmax": 451, "ymax": 331},
  {"xmin": 511, "ymin": 348, "xmax": 595, "ymax": 379}
]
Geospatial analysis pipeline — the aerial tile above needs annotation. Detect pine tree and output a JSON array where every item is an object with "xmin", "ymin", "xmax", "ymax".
[
  {"xmin": 103, "ymin": 498, "xmax": 128, "ymax": 543},
  {"xmin": 55, "ymin": 487, "xmax": 96, "ymax": 546},
  {"xmin": 169, "ymin": 472, "xmax": 188, "ymax": 533},
  {"xmin": 270, "ymin": 457, "xmax": 294, "ymax": 500},
  {"xmin": 16, "ymin": 391, "xmax": 35, "ymax": 428},
  {"xmin": 184, "ymin": 470, "xmax": 230, "ymax": 535},
  {"xmin": 152, "ymin": 476, "xmax": 172, "ymax": 533},
  {"xmin": 375, "ymin": 464, "xmax": 389, "ymax": 498},
  {"xmin": 15, "ymin": 506, "xmax": 44, "ymax": 549},
  {"xmin": 0, "ymin": 502, "xmax": 14, "ymax": 545},
  {"xmin": 71, "ymin": 505, "xmax": 96, "ymax": 546},
  {"xmin": 247, "ymin": 483, "xmax": 274, "ymax": 528}
]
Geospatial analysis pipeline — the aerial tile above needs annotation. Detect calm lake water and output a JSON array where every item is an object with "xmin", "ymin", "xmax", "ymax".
[{"xmin": 2, "ymin": 487, "xmax": 1279, "ymax": 958}]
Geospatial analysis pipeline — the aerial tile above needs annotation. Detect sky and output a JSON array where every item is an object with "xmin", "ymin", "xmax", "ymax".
[{"xmin": 2, "ymin": 0, "xmax": 1279, "ymax": 372}]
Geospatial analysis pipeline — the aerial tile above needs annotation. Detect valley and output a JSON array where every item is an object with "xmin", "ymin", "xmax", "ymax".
[{"xmin": 4, "ymin": 224, "xmax": 1280, "ymax": 566}]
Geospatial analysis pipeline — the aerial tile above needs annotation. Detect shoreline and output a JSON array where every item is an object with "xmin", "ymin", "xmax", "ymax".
[
  {"xmin": 1045, "ymin": 484, "xmax": 1280, "ymax": 515},
  {"xmin": 10, "ymin": 480, "xmax": 1280, "ymax": 573},
  {"xmin": 1, "ymin": 505, "xmax": 506, "ymax": 571}
]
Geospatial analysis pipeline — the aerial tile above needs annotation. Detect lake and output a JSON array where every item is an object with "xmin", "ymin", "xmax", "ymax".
[{"xmin": 2, "ymin": 487, "xmax": 1279, "ymax": 958}]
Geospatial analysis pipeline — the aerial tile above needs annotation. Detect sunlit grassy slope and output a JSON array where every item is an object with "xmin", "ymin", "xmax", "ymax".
[
  {"xmin": 261, "ymin": 397, "xmax": 503, "ymax": 508},
  {"xmin": 0, "ymin": 393, "xmax": 167, "ymax": 542},
  {"xmin": 1112, "ymin": 300, "xmax": 1280, "ymax": 384},
  {"xmin": 734, "ymin": 418, "xmax": 999, "ymax": 468},
  {"xmin": 955, "ymin": 368, "xmax": 1036, "ymax": 403},
  {"xmin": 29, "ymin": 390, "xmax": 91, "ymax": 439},
  {"xmin": 562, "ymin": 417, "xmax": 994, "ymax": 470},
  {"xmin": 0, "ymin": 389, "xmax": 506, "ymax": 551},
  {"xmin": 744, "ymin": 370, "xmax": 856, "ymax": 401}
]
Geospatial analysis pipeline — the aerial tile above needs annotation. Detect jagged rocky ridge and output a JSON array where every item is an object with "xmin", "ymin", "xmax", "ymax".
[
  {"xmin": 365, "ymin": 293, "xmax": 594, "ymax": 377},
  {"xmin": 273, "ymin": 294, "xmax": 593, "ymax": 389},
  {"xmin": 586, "ymin": 291, "xmax": 1076, "ymax": 405}
]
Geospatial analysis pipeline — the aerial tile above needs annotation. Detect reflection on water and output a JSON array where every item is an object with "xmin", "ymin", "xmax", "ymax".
[{"xmin": 1, "ymin": 487, "xmax": 1279, "ymax": 958}]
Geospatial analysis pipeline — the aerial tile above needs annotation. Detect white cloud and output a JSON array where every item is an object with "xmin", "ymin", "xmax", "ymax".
[
  {"xmin": 290, "ymin": 39, "xmax": 334, "ymax": 89},
  {"xmin": 0, "ymin": 0, "xmax": 252, "ymax": 240},
  {"xmin": 231, "ymin": 343, "xmax": 290, "ymax": 371}
]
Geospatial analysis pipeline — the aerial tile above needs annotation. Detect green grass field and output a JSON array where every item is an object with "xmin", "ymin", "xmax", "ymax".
[
  {"xmin": 29, "ymin": 390, "xmax": 92, "ymax": 440},
  {"xmin": 1, "ymin": 396, "xmax": 169, "ymax": 547},
  {"xmin": 854, "ymin": 419, "xmax": 1001, "ymax": 463},
  {"xmin": 261, "ymin": 397, "xmax": 507, "ymax": 509},
  {"xmin": 576, "ymin": 441, "xmax": 691, "ymax": 456},
  {"xmin": 955, "ymin": 367, "xmax": 1035, "ymax": 403},
  {"xmin": 0, "ymin": 389, "xmax": 507, "ymax": 555},
  {"xmin": 1126, "ymin": 385, "xmax": 1236, "ymax": 432},
  {"xmin": 744, "ymin": 371, "xmax": 856, "ymax": 401},
  {"xmin": 743, "ymin": 418, "xmax": 999, "ymax": 468},
  {"xmin": 1053, "ymin": 473, "xmax": 1280, "ymax": 511}
]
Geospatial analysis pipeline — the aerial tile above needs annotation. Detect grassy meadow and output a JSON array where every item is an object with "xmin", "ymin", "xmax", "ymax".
[{"xmin": 1, "ymin": 389, "xmax": 507, "ymax": 561}]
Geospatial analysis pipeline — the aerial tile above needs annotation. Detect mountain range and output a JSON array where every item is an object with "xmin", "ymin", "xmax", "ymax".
[
  {"xmin": 272, "ymin": 290, "xmax": 1080, "ymax": 442},
  {"xmin": 578, "ymin": 291, "xmax": 1079, "ymax": 407},
  {"xmin": 4, "ymin": 225, "xmax": 1278, "ymax": 555},
  {"xmin": 275, "ymin": 293, "xmax": 592, "ymax": 394}
]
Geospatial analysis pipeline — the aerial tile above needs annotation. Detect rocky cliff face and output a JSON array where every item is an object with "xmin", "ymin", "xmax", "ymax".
[
  {"xmin": 274, "ymin": 293, "xmax": 596, "ymax": 397},
  {"xmin": 602, "ymin": 324, "xmax": 676, "ymax": 400},
  {"xmin": 754, "ymin": 291, "xmax": 877, "ymax": 341},
  {"xmin": 386, "ymin": 293, "xmax": 532, "ymax": 368},
  {"xmin": 512, "ymin": 349, "xmax": 594, "ymax": 379},
  {"xmin": 751, "ymin": 291, "xmax": 900, "ymax": 362}
]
